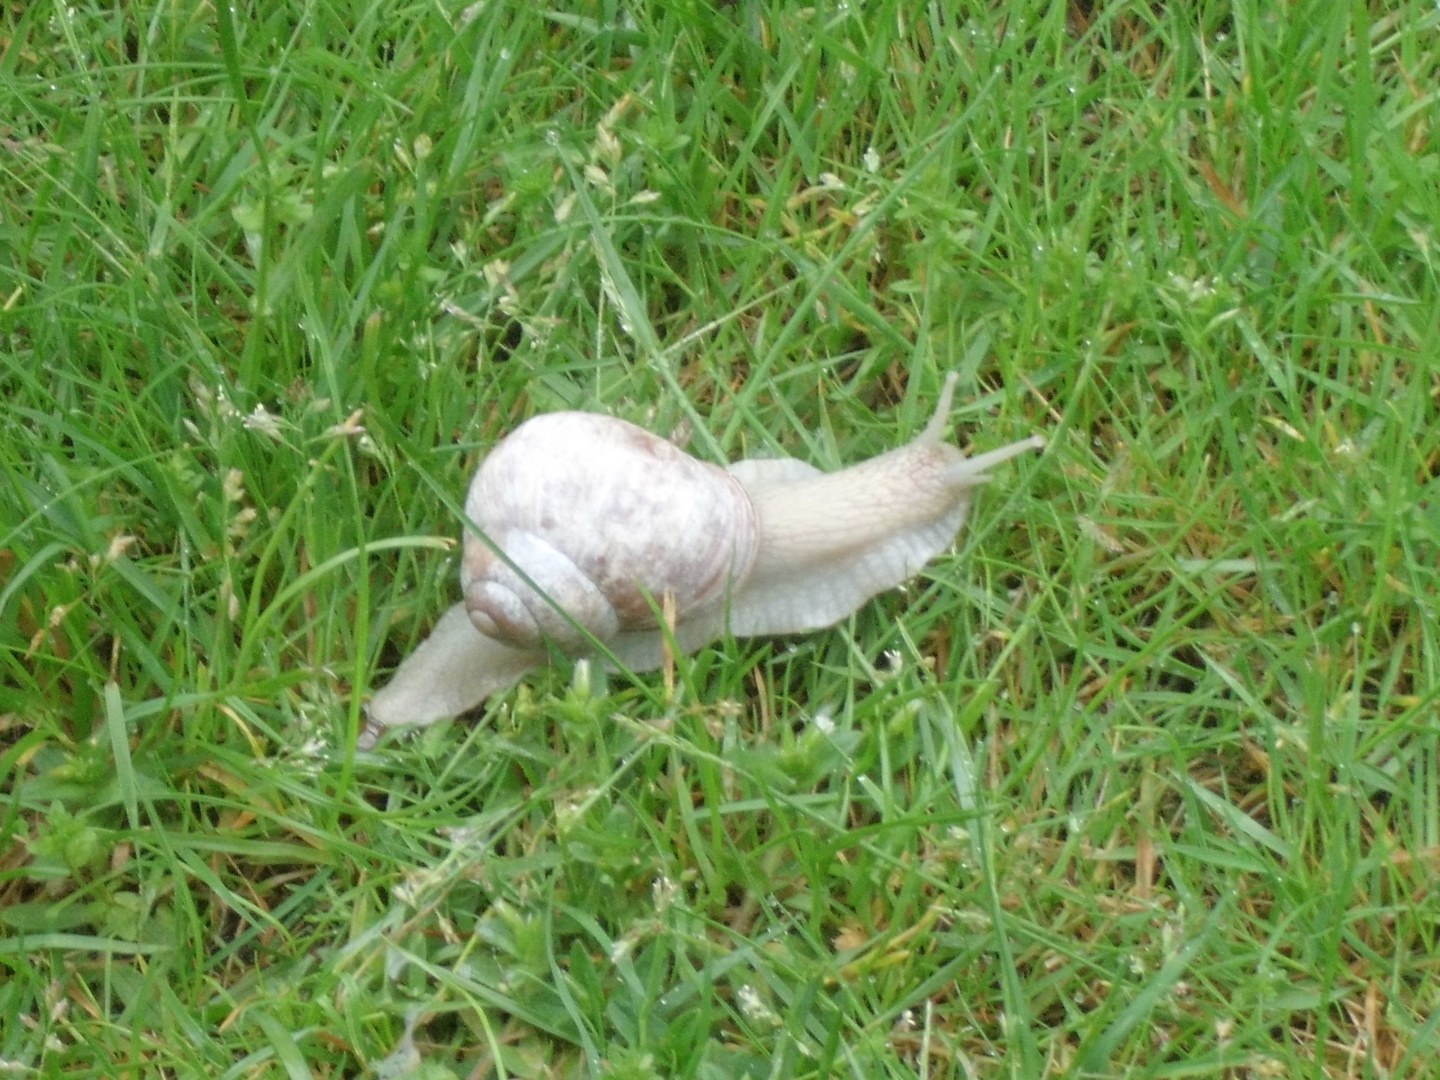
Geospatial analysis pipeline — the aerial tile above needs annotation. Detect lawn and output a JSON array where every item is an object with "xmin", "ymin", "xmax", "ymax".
[{"xmin": 3, "ymin": 1, "xmax": 1439, "ymax": 1076}]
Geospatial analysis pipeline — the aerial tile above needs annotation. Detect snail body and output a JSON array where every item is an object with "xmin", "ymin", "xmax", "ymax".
[{"xmin": 366, "ymin": 375, "xmax": 1042, "ymax": 736}]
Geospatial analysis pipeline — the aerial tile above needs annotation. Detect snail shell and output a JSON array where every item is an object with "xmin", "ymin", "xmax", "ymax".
[
  {"xmin": 460, "ymin": 412, "xmax": 759, "ymax": 654},
  {"xmin": 365, "ymin": 375, "xmax": 1042, "ymax": 738}
]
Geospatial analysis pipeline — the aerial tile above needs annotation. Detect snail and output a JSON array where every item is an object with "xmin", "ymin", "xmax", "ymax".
[{"xmin": 364, "ymin": 374, "xmax": 1043, "ymax": 739}]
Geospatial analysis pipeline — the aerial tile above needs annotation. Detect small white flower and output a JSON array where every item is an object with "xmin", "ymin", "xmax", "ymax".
[
  {"xmin": 609, "ymin": 928, "xmax": 642, "ymax": 964},
  {"xmin": 222, "ymin": 468, "xmax": 245, "ymax": 503},
  {"xmin": 652, "ymin": 875, "xmax": 680, "ymax": 912},
  {"xmin": 737, "ymin": 985, "xmax": 780, "ymax": 1027},
  {"xmin": 243, "ymin": 403, "xmax": 285, "ymax": 440}
]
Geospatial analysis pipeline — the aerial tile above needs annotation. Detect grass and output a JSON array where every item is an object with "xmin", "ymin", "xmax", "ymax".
[{"xmin": 2, "ymin": 0, "xmax": 1439, "ymax": 1076}]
